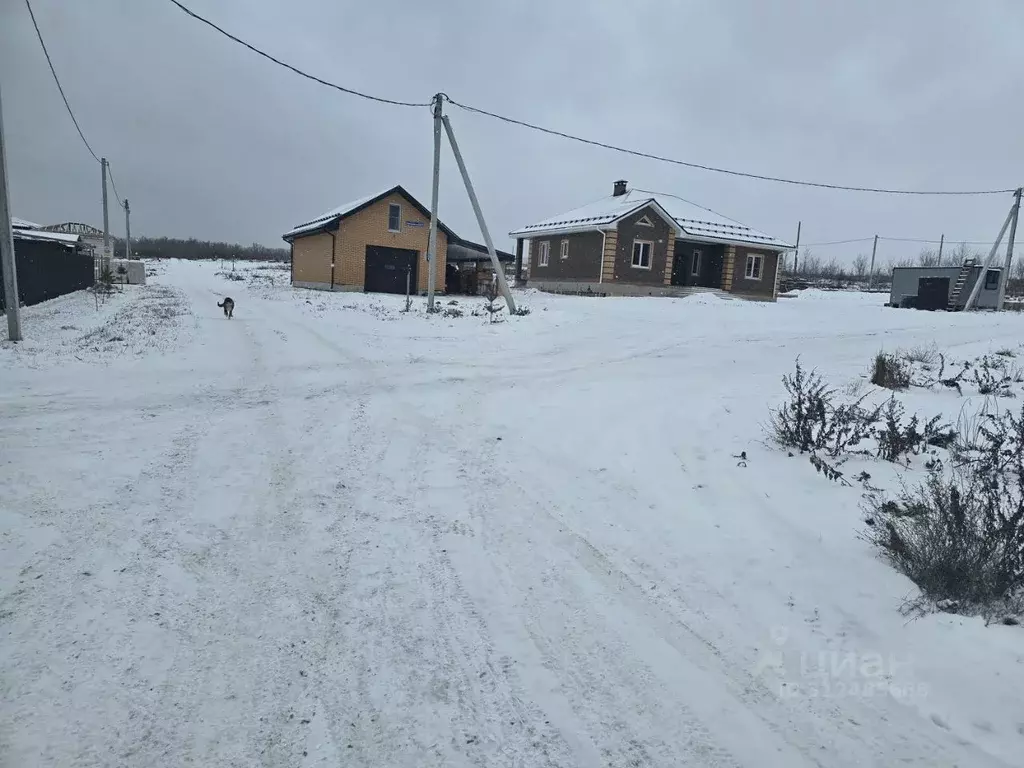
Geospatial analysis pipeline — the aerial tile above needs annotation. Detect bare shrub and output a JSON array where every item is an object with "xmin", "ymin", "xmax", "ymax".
[
  {"xmin": 871, "ymin": 352, "xmax": 911, "ymax": 390},
  {"xmin": 767, "ymin": 360, "xmax": 834, "ymax": 453},
  {"xmin": 970, "ymin": 355, "xmax": 1016, "ymax": 398},
  {"xmin": 874, "ymin": 398, "xmax": 953, "ymax": 463},
  {"xmin": 901, "ymin": 344, "xmax": 939, "ymax": 367},
  {"xmin": 867, "ymin": 404, "xmax": 1024, "ymax": 611},
  {"xmin": 768, "ymin": 360, "xmax": 878, "ymax": 457},
  {"xmin": 865, "ymin": 470, "xmax": 1012, "ymax": 606}
]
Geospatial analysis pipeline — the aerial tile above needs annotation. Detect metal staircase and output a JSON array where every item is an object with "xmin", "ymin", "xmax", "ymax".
[{"xmin": 947, "ymin": 259, "xmax": 977, "ymax": 311}]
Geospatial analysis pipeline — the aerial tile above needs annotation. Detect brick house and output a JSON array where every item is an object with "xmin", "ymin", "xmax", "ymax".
[
  {"xmin": 283, "ymin": 185, "xmax": 510, "ymax": 296},
  {"xmin": 511, "ymin": 181, "xmax": 791, "ymax": 301}
]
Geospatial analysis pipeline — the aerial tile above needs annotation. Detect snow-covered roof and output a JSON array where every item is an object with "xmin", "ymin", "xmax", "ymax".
[
  {"xmin": 12, "ymin": 217, "xmax": 41, "ymax": 229},
  {"xmin": 283, "ymin": 190, "xmax": 386, "ymax": 239},
  {"xmin": 12, "ymin": 228, "xmax": 82, "ymax": 248},
  {"xmin": 510, "ymin": 188, "xmax": 791, "ymax": 250},
  {"xmin": 283, "ymin": 184, "xmax": 459, "ymax": 243}
]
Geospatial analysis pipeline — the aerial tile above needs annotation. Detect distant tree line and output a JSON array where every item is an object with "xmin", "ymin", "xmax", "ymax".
[{"xmin": 113, "ymin": 236, "xmax": 288, "ymax": 262}]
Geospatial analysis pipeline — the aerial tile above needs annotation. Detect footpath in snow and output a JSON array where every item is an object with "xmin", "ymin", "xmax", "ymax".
[{"xmin": 2, "ymin": 259, "xmax": 1023, "ymax": 767}]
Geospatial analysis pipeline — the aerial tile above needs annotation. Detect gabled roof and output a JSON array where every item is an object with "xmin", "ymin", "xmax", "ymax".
[
  {"xmin": 282, "ymin": 185, "xmax": 457, "ymax": 242},
  {"xmin": 510, "ymin": 188, "xmax": 791, "ymax": 250},
  {"xmin": 12, "ymin": 217, "xmax": 41, "ymax": 229}
]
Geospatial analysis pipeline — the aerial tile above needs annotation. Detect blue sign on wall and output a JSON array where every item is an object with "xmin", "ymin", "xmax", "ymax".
[{"xmin": 406, "ymin": 221, "xmax": 425, "ymax": 228}]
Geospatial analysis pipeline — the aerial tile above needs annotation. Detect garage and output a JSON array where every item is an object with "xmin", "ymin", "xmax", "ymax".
[{"xmin": 364, "ymin": 246, "xmax": 418, "ymax": 295}]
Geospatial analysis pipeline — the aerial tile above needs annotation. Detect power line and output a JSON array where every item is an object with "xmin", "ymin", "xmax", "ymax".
[
  {"xmin": 25, "ymin": 0, "xmax": 100, "ymax": 164},
  {"xmin": 164, "ymin": 1, "xmax": 1017, "ymax": 197},
  {"xmin": 107, "ymin": 164, "xmax": 123, "ymax": 208},
  {"xmin": 166, "ymin": 0, "xmax": 431, "ymax": 108},
  {"xmin": 800, "ymin": 236, "xmax": 998, "ymax": 249},
  {"xmin": 879, "ymin": 235, "xmax": 996, "ymax": 245},
  {"xmin": 445, "ymin": 98, "xmax": 1016, "ymax": 197},
  {"xmin": 801, "ymin": 237, "xmax": 876, "ymax": 247}
]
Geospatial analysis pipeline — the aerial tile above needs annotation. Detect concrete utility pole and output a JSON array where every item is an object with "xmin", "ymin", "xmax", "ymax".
[
  {"xmin": 101, "ymin": 157, "xmax": 110, "ymax": 268},
  {"xmin": 793, "ymin": 221, "xmax": 801, "ymax": 274},
  {"xmin": 964, "ymin": 201, "xmax": 1016, "ymax": 311},
  {"xmin": 425, "ymin": 94, "xmax": 442, "ymax": 312},
  {"xmin": 996, "ymin": 187, "xmax": 1022, "ymax": 311},
  {"xmin": 441, "ymin": 114, "xmax": 516, "ymax": 314},
  {"xmin": 867, "ymin": 234, "xmax": 878, "ymax": 291},
  {"xmin": 0, "ymin": 82, "xmax": 23, "ymax": 341},
  {"xmin": 123, "ymin": 198, "xmax": 131, "ymax": 261}
]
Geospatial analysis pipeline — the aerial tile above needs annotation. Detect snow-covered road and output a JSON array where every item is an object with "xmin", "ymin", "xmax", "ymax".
[{"xmin": 3, "ymin": 260, "xmax": 1023, "ymax": 767}]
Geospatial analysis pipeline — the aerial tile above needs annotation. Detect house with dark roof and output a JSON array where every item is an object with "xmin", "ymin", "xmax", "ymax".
[
  {"xmin": 510, "ymin": 181, "xmax": 792, "ymax": 301},
  {"xmin": 282, "ymin": 185, "xmax": 512, "ymax": 296}
]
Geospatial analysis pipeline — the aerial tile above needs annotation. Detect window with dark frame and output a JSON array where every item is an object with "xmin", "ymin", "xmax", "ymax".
[
  {"xmin": 745, "ymin": 253, "xmax": 763, "ymax": 280},
  {"xmin": 387, "ymin": 203, "xmax": 402, "ymax": 232},
  {"xmin": 985, "ymin": 269, "xmax": 1000, "ymax": 290},
  {"xmin": 692, "ymin": 250, "xmax": 702, "ymax": 277},
  {"xmin": 632, "ymin": 240, "xmax": 653, "ymax": 269}
]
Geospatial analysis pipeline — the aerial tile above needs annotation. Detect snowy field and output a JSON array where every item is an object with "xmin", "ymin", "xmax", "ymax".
[{"xmin": 2, "ymin": 259, "xmax": 1024, "ymax": 767}]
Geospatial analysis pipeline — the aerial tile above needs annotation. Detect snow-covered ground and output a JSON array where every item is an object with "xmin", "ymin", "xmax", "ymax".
[{"xmin": 2, "ymin": 259, "xmax": 1023, "ymax": 767}]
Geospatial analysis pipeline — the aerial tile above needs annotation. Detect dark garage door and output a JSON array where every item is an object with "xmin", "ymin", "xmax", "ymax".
[
  {"xmin": 364, "ymin": 246, "xmax": 418, "ymax": 295},
  {"xmin": 917, "ymin": 277, "xmax": 950, "ymax": 311}
]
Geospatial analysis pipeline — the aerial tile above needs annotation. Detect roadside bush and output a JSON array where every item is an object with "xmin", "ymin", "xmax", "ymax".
[
  {"xmin": 767, "ymin": 360, "xmax": 834, "ymax": 453},
  {"xmin": 867, "ymin": 404, "xmax": 1024, "ymax": 610},
  {"xmin": 768, "ymin": 361, "xmax": 946, "ymax": 464},
  {"xmin": 874, "ymin": 398, "xmax": 953, "ymax": 463},
  {"xmin": 866, "ymin": 470, "xmax": 1013, "ymax": 606},
  {"xmin": 871, "ymin": 352, "xmax": 911, "ymax": 390},
  {"xmin": 970, "ymin": 355, "xmax": 1016, "ymax": 398}
]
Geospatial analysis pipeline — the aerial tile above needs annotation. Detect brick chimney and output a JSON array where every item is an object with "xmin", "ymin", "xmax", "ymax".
[{"xmin": 613, "ymin": 180, "xmax": 627, "ymax": 197}]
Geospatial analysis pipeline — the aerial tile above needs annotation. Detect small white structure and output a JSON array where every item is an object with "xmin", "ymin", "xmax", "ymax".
[{"xmin": 110, "ymin": 259, "xmax": 147, "ymax": 285}]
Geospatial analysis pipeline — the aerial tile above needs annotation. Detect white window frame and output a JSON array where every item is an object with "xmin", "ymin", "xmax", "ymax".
[
  {"xmin": 387, "ymin": 203, "xmax": 402, "ymax": 233},
  {"xmin": 560, "ymin": 240, "xmax": 569, "ymax": 260},
  {"xmin": 636, "ymin": 215, "xmax": 655, "ymax": 227},
  {"xmin": 537, "ymin": 241, "xmax": 550, "ymax": 267},
  {"xmin": 691, "ymin": 249, "xmax": 702, "ymax": 277},
  {"xmin": 745, "ymin": 253, "xmax": 764, "ymax": 281},
  {"xmin": 631, "ymin": 239, "xmax": 653, "ymax": 270}
]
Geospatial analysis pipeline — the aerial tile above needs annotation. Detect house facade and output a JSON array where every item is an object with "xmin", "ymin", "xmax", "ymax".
[
  {"xmin": 511, "ymin": 181, "xmax": 791, "ymax": 301},
  {"xmin": 283, "ymin": 185, "xmax": 512, "ymax": 297},
  {"xmin": 283, "ymin": 186, "xmax": 448, "ymax": 295}
]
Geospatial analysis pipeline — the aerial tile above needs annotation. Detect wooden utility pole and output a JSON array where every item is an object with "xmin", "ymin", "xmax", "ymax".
[{"xmin": 937, "ymin": 233, "xmax": 944, "ymax": 265}]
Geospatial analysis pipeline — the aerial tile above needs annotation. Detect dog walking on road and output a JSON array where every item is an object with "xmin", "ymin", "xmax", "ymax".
[{"xmin": 217, "ymin": 297, "xmax": 235, "ymax": 318}]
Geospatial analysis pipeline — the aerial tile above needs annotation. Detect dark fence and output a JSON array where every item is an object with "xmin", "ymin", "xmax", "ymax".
[{"xmin": 0, "ymin": 239, "xmax": 94, "ymax": 311}]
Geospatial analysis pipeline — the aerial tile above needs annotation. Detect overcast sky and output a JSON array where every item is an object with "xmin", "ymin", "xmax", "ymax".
[{"xmin": 2, "ymin": 0, "xmax": 1023, "ymax": 266}]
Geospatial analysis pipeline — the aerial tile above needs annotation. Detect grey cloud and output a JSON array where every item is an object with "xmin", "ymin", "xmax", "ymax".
[{"xmin": 2, "ymin": 0, "xmax": 1023, "ymax": 267}]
